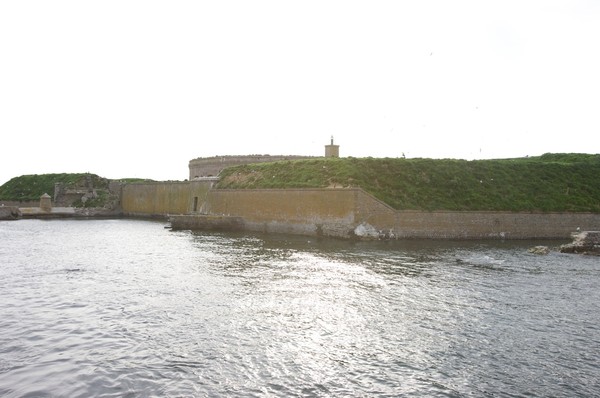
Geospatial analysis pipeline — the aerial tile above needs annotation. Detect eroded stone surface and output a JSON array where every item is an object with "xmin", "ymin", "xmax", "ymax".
[{"xmin": 560, "ymin": 231, "xmax": 600, "ymax": 255}]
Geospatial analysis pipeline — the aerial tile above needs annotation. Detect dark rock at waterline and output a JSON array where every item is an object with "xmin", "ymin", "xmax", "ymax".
[
  {"xmin": 0, "ymin": 206, "xmax": 21, "ymax": 220},
  {"xmin": 560, "ymin": 231, "xmax": 600, "ymax": 255}
]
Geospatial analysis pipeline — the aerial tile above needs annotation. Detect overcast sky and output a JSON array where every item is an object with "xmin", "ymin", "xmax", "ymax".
[{"xmin": 1, "ymin": 1, "xmax": 599, "ymax": 185}]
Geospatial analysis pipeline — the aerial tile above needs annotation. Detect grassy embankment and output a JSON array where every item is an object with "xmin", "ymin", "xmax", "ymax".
[
  {"xmin": 0, "ymin": 173, "xmax": 150, "ymax": 207},
  {"xmin": 3, "ymin": 154, "xmax": 598, "ymax": 212},
  {"xmin": 217, "ymin": 153, "xmax": 600, "ymax": 212}
]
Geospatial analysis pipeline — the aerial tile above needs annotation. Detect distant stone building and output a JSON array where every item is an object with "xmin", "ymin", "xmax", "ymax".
[{"xmin": 189, "ymin": 138, "xmax": 341, "ymax": 180}]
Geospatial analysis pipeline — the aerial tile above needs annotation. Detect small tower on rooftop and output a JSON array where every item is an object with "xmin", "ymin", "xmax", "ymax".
[{"xmin": 325, "ymin": 136, "xmax": 340, "ymax": 158}]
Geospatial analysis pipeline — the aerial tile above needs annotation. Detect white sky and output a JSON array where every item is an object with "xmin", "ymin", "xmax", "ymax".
[{"xmin": 1, "ymin": 1, "xmax": 599, "ymax": 185}]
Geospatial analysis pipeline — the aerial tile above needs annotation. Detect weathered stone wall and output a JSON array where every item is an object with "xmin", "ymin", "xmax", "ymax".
[
  {"xmin": 189, "ymin": 155, "xmax": 314, "ymax": 179},
  {"xmin": 122, "ymin": 182, "xmax": 600, "ymax": 239},
  {"xmin": 0, "ymin": 200, "xmax": 39, "ymax": 207},
  {"xmin": 204, "ymin": 189, "xmax": 358, "ymax": 237},
  {"xmin": 121, "ymin": 181, "xmax": 214, "ymax": 217},
  {"xmin": 53, "ymin": 179, "xmax": 122, "ymax": 208},
  {"xmin": 198, "ymin": 188, "xmax": 600, "ymax": 239},
  {"xmin": 391, "ymin": 211, "xmax": 600, "ymax": 239}
]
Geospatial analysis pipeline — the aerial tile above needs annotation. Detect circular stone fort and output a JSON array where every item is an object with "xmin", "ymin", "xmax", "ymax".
[{"xmin": 188, "ymin": 138, "xmax": 340, "ymax": 180}]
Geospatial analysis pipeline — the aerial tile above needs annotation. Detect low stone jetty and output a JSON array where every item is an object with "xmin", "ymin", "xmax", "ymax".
[{"xmin": 560, "ymin": 231, "xmax": 600, "ymax": 255}]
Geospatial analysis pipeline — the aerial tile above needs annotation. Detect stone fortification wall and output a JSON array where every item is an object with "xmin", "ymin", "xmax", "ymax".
[
  {"xmin": 0, "ymin": 200, "xmax": 39, "ymax": 207},
  {"xmin": 121, "ymin": 181, "xmax": 214, "ymax": 217},
  {"xmin": 353, "ymin": 190, "xmax": 600, "ymax": 239},
  {"xmin": 189, "ymin": 155, "xmax": 314, "ymax": 180},
  {"xmin": 189, "ymin": 188, "xmax": 600, "ymax": 239},
  {"xmin": 121, "ymin": 181, "xmax": 600, "ymax": 239},
  {"xmin": 389, "ymin": 211, "xmax": 599, "ymax": 240},
  {"xmin": 204, "ymin": 189, "xmax": 359, "ymax": 237}
]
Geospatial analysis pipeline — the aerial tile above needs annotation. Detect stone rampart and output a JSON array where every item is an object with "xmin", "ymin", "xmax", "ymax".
[
  {"xmin": 203, "ymin": 189, "xmax": 358, "ymax": 237},
  {"xmin": 185, "ymin": 188, "xmax": 600, "ymax": 239},
  {"xmin": 0, "ymin": 200, "xmax": 39, "ymax": 207},
  {"xmin": 120, "ymin": 181, "xmax": 600, "ymax": 239},
  {"xmin": 391, "ymin": 211, "xmax": 600, "ymax": 239},
  {"xmin": 121, "ymin": 180, "xmax": 214, "ymax": 217}
]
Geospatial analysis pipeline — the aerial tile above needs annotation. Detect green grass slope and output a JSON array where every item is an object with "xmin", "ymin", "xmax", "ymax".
[
  {"xmin": 0, "ymin": 173, "xmax": 152, "ymax": 204},
  {"xmin": 0, "ymin": 173, "xmax": 106, "ymax": 202},
  {"xmin": 216, "ymin": 153, "xmax": 600, "ymax": 212}
]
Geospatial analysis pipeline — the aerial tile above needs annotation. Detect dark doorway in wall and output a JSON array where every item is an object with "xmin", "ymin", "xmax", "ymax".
[{"xmin": 193, "ymin": 197, "xmax": 198, "ymax": 212}]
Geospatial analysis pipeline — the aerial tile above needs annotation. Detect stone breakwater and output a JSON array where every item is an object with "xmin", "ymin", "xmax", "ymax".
[{"xmin": 560, "ymin": 231, "xmax": 600, "ymax": 255}]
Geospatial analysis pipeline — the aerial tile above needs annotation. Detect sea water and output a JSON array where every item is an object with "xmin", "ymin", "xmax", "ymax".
[{"xmin": 0, "ymin": 219, "xmax": 598, "ymax": 397}]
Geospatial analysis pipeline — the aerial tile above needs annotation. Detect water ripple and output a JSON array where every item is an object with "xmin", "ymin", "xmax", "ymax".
[{"xmin": 0, "ymin": 220, "xmax": 598, "ymax": 397}]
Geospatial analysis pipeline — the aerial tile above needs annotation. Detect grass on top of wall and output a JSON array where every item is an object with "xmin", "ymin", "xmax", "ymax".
[{"xmin": 216, "ymin": 153, "xmax": 600, "ymax": 212}]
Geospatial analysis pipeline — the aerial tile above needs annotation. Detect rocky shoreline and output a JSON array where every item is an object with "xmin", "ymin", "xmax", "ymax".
[
  {"xmin": 529, "ymin": 231, "xmax": 600, "ymax": 256},
  {"xmin": 0, "ymin": 206, "xmax": 21, "ymax": 220},
  {"xmin": 559, "ymin": 231, "xmax": 600, "ymax": 255}
]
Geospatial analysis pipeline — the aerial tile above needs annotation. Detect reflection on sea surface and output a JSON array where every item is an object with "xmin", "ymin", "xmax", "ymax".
[{"xmin": 0, "ymin": 219, "xmax": 598, "ymax": 397}]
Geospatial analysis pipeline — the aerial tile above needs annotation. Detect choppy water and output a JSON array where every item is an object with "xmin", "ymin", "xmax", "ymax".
[{"xmin": 0, "ymin": 219, "xmax": 599, "ymax": 397}]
